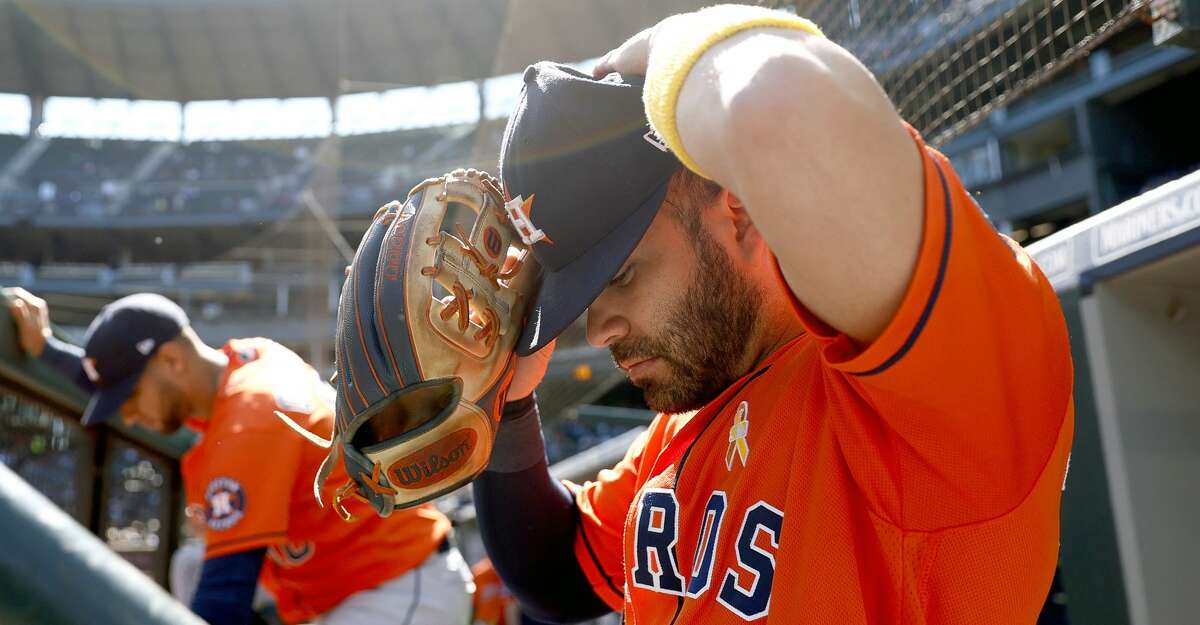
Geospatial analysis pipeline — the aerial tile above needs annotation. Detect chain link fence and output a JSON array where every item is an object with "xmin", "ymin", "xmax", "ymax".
[{"xmin": 771, "ymin": 0, "xmax": 1153, "ymax": 144}]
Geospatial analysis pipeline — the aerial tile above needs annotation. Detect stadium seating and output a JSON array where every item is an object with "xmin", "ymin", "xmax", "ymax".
[
  {"xmin": 150, "ymin": 140, "xmax": 313, "ymax": 183},
  {"xmin": 0, "ymin": 262, "xmax": 33, "ymax": 286},
  {"xmin": 20, "ymin": 138, "xmax": 156, "ymax": 218},
  {"xmin": 339, "ymin": 127, "xmax": 468, "ymax": 210},
  {"xmin": 0, "ymin": 135, "xmax": 23, "ymax": 168},
  {"xmin": 0, "ymin": 125, "xmax": 489, "ymax": 223}
]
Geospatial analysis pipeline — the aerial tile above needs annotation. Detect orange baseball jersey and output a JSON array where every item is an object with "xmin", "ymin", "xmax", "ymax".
[
  {"xmin": 570, "ymin": 126, "xmax": 1074, "ymax": 624},
  {"xmin": 472, "ymin": 558, "xmax": 518, "ymax": 625},
  {"xmin": 181, "ymin": 338, "xmax": 450, "ymax": 623}
]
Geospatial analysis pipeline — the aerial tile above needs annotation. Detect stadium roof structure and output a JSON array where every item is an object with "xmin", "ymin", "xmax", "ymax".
[{"xmin": 0, "ymin": 0, "xmax": 711, "ymax": 101}]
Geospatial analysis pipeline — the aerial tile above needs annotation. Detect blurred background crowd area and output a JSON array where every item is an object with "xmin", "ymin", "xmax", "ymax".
[{"xmin": 1, "ymin": 2, "xmax": 1199, "ymax": 624}]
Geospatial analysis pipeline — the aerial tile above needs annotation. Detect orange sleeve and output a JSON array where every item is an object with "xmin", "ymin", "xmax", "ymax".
[
  {"xmin": 785, "ymin": 125, "xmax": 1073, "ymax": 530},
  {"xmin": 569, "ymin": 415, "xmax": 673, "ymax": 611},
  {"xmin": 180, "ymin": 447, "xmax": 206, "ymax": 507},
  {"xmin": 200, "ymin": 391, "xmax": 304, "ymax": 558}
]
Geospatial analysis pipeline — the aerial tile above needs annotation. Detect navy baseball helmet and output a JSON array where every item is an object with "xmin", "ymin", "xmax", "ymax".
[
  {"xmin": 499, "ymin": 62, "xmax": 681, "ymax": 356},
  {"xmin": 79, "ymin": 293, "xmax": 188, "ymax": 425}
]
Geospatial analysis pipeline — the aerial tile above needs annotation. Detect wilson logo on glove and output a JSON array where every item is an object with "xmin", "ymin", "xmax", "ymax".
[
  {"xmin": 389, "ymin": 428, "xmax": 478, "ymax": 489},
  {"xmin": 276, "ymin": 169, "xmax": 539, "ymax": 520}
]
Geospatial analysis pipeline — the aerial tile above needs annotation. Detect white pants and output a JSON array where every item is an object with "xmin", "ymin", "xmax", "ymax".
[{"xmin": 316, "ymin": 546, "xmax": 474, "ymax": 625}]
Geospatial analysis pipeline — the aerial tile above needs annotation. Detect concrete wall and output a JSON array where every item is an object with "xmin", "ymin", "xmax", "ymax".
[{"xmin": 1081, "ymin": 257, "xmax": 1200, "ymax": 625}]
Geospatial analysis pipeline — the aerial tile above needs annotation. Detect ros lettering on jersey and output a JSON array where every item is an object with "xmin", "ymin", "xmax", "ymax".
[
  {"xmin": 686, "ymin": 491, "xmax": 728, "ymax": 598},
  {"xmin": 632, "ymin": 488, "xmax": 686, "ymax": 595},
  {"xmin": 632, "ymin": 489, "xmax": 785, "ymax": 620},
  {"xmin": 716, "ymin": 502, "xmax": 784, "ymax": 620}
]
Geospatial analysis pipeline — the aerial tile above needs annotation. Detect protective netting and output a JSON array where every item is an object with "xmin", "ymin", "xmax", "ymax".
[{"xmin": 771, "ymin": 0, "xmax": 1152, "ymax": 145}]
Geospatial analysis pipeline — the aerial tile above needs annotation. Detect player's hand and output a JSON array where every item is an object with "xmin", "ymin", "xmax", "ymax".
[
  {"xmin": 500, "ymin": 246, "xmax": 552, "ymax": 402},
  {"xmin": 508, "ymin": 339, "xmax": 555, "ymax": 402},
  {"xmin": 6, "ymin": 287, "xmax": 52, "ymax": 357},
  {"xmin": 593, "ymin": 13, "xmax": 696, "ymax": 78},
  {"xmin": 593, "ymin": 25, "xmax": 655, "ymax": 78}
]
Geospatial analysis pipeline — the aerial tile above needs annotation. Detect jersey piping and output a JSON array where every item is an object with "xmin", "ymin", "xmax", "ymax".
[
  {"xmin": 851, "ymin": 156, "xmax": 953, "ymax": 377},
  {"xmin": 663, "ymin": 365, "xmax": 774, "ymax": 625}
]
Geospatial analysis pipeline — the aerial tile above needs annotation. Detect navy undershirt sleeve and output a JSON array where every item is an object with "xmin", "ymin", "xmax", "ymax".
[
  {"xmin": 190, "ymin": 548, "xmax": 265, "ymax": 625},
  {"xmin": 39, "ymin": 335, "xmax": 96, "ymax": 394},
  {"xmin": 472, "ymin": 396, "xmax": 612, "ymax": 623}
]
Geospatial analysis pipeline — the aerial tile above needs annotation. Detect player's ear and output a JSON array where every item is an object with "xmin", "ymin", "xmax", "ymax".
[{"xmin": 722, "ymin": 190, "xmax": 763, "ymax": 253}]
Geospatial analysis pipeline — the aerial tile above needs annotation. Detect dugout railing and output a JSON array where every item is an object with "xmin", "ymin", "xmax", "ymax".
[{"xmin": 0, "ymin": 292, "xmax": 198, "ymax": 623}]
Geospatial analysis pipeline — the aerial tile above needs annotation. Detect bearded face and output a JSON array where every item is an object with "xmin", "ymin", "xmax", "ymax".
[{"xmin": 608, "ymin": 225, "xmax": 762, "ymax": 414}]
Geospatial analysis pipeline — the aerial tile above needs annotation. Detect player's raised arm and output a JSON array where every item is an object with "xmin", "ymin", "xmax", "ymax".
[
  {"xmin": 597, "ymin": 5, "xmax": 923, "ymax": 343},
  {"xmin": 6, "ymin": 287, "xmax": 96, "ymax": 394}
]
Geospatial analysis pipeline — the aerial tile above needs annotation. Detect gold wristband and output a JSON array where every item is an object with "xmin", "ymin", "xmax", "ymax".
[{"xmin": 643, "ymin": 5, "xmax": 824, "ymax": 179}]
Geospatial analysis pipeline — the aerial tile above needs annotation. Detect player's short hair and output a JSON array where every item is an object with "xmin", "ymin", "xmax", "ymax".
[{"xmin": 665, "ymin": 169, "xmax": 722, "ymax": 237}]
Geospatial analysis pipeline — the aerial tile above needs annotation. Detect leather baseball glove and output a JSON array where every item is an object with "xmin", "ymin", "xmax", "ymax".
[{"xmin": 279, "ymin": 168, "xmax": 539, "ymax": 519}]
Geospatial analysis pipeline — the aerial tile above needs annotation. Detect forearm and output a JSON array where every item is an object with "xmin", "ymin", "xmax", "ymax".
[
  {"xmin": 39, "ymin": 335, "xmax": 97, "ymax": 394},
  {"xmin": 473, "ymin": 396, "xmax": 611, "ymax": 622}
]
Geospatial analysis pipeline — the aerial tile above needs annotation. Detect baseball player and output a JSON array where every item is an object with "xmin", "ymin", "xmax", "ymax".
[
  {"xmin": 7, "ymin": 289, "xmax": 473, "ymax": 625},
  {"xmin": 473, "ymin": 5, "xmax": 1073, "ymax": 625}
]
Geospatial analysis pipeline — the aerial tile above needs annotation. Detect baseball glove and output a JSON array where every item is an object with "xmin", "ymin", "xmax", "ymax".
[{"xmin": 279, "ymin": 169, "xmax": 539, "ymax": 519}]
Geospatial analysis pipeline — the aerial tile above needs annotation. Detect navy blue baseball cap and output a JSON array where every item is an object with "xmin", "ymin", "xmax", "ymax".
[
  {"xmin": 79, "ymin": 293, "xmax": 189, "ymax": 425},
  {"xmin": 500, "ymin": 62, "xmax": 681, "ymax": 356}
]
